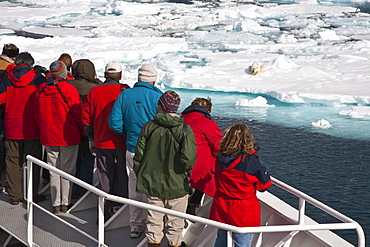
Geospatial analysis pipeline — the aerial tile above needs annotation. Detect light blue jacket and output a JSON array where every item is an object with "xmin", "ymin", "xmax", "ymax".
[{"xmin": 108, "ymin": 81, "xmax": 162, "ymax": 152}]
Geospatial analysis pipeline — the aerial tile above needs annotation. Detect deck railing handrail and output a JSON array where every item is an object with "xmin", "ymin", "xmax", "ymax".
[{"xmin": 25, "ymin": 155, "xmax": 365, "ymax": 247}]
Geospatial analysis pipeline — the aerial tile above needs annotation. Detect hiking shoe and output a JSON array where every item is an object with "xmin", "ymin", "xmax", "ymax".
[
  {"xmin": 53, "ymin": 206, "xmax": 61, "ymax": 214},
  {"xmin": 10, "ymin": 198, "xmax": 21, "ymax": 205},
  {"xmin": 61, "ymin": 205, "xmax": 68, "ymax": 213},
  {"xmin": 130, "ymin": 226, "xmax": 143, "ymax": 238}
]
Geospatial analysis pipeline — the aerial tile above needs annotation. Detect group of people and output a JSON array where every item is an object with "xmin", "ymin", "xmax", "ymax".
[{"xmin": 0, "ymin": 43, "xmax": 272, "ymax": 247}]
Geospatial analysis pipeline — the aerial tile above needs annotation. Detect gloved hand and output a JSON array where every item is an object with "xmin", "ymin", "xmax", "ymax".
[
  {"xmin": 33, "ymin": 65, "xmax": 49, "ymax": 75},
  {"xmin": 88, "ymin": 138, "xmax": 96, "ymax": 156}
]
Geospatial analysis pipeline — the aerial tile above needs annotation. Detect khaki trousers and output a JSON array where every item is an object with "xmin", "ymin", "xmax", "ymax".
[
  {"xmin": 146, "ymin": 194, "xmax": 188, "ymax": 246},
  {"xmin": 45, "ymin": 145, "xmax": 78, "ymax": 207},
  {"xmin": 5, "ymin": 139, "xmax": 42, "ymax": 201},
  {"xmin": 126, "ymin": 150, "xmax": 147, "ymax": 228}
]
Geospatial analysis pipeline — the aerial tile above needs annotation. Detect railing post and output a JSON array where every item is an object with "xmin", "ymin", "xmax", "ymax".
[
  {"xmin": 227, "ymin": 230, "xmax": 233, "ymax": 247},
  {"xmin": 298, "ymin": 198, "xmax": 305, "ymax": 225},
  {"xmin": 356, "ymin": 223, "xmax": 366, "ymax": 247},
  {"xmin": 26, "ymin": 160, "xmax": 33, "ymax": 246},
  {"xmin": 98, "ymin": 196, "xmax": 105, "ymax": 246}
]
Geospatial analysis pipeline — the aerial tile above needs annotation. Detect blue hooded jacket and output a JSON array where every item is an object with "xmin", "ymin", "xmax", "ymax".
[{"xmin": 108, "ymin": 81, "xmax": 162, "ymax": 152}]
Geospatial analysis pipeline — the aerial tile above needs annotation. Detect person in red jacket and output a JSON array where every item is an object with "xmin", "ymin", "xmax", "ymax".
[
  {"xmin": 210, "ymin": 123, "xmax": 271, "ymax": 247},
  {"xmin": 82, "ymin": 61, "xmax": 130, "ymax": 220},
  {"xmin": 0, "ymin": 52, "xmax": 46, "ymax": 205},
  {"xmin": 0, "ymin": 44, "xmax": 19, "ymax": 190},
  {"xmin": 35, "ymin": 61, "xmax": 84, "ymax": 214},
  {"xmin": 37, "ymin": 53, "xmax": 75, "ymax": 186},
  {"xmin": 181, "ymin": 98, "xmax": 222, "ymax": 216}
]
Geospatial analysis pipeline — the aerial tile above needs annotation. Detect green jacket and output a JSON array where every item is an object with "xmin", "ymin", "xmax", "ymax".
[{"xmin": 134, "ymin": 111, "xmax": 197, "ymax": 199}]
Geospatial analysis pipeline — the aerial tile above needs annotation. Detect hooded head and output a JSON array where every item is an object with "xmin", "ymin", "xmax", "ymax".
[
  {"xmin": 159, "ymin": 90, "xmax": 181, "ymax": 113},
  {"xmin": 72, "ymin": 59, "xmax": 97, "ymax": 83},
  {"xmin": 138, "ymin": 64, "xmax": 157, "ymax": 83}
]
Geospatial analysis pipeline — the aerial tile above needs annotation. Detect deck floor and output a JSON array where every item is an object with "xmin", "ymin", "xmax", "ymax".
[
  {"xmin": 0, "ymin": 169, "xmax": 146, "ymax": 247},
  {"xmin": 0, "ymin": 192, "xmax": 98, "ymax": 247}
]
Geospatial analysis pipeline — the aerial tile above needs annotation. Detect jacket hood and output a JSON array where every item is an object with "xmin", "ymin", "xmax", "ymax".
[
  {"xmin": 40, "ymin": 77, "xmax": 68, "ymax": 95},
  {"xmin": 217, "ymin": 155, "xmax": 241, "ymax": 171},
  {"xmin": 0, "ymin": 55, "xmax": 14, "ymax": 64},
  {"xmin": 217, "ymin": 150, "xmax": 258, "ymax": 171},
  {"xmin": 134, "ymin": 81, "xmax": 163, "ymax": 94},
  {"xmin": 154, "ymin": 111, "xmax": 183, "ymax": 128},
  {"xmin": 7, "ymin": 65, "xmax": 36, "ymax": 87},
  {"xmin": 72, "ymin": 59, "xmax": 97, "ymax": 83},
  {"xmin": 182, "ymin": 105, "xmax": 211, "ymax": 119}
]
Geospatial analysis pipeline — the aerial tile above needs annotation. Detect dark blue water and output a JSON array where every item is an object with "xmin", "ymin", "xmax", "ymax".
[{"xmin": 214, "ymin": 116, "xmax": 370, "ymax": 246}]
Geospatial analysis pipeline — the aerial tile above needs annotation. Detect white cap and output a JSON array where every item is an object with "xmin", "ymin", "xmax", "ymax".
[{"xmin": 105, "ymin": 61, "xmax": 122, "ymax": 73}]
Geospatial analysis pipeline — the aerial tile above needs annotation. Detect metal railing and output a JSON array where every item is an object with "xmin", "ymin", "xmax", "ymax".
[{"xmin": 25, "ymin": 155, "xmax": 365, "ymax": 247}]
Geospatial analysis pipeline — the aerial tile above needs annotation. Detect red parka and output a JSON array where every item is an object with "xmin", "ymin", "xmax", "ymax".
[
  {"xmin": 210, "ymin": 152, "xmax": 271, "ymax": 227},
  {"xmin": 181, "ymin": 105, "xmax": 222, "ymax": 197},
  {"xmin": 0, "ymin": 64, "xmax": 45, "ymax": 139},
  {"xmin": 82, "ymin": 79, "xmax": 129, "ymax": 149},
  {"xmin": 35, "ymin": 77, "xmax": 84, "ymax": 146}
]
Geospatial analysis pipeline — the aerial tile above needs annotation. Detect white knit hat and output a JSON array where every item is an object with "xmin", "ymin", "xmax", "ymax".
[{"xmin": 138, "ymin": 64, "xmax": 157, "ymax": 82}]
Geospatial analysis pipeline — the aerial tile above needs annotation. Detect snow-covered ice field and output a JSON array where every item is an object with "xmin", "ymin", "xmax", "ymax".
[{"xmin": 1, "ymin": 0, "xmax": 369, "ymax": 139}]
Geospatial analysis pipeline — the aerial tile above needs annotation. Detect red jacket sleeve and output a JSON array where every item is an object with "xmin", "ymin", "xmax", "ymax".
[
  {"xmin": 208, "ymin": 122, "xmax": 222, "ymax": 156},
  {"xmin": 67, "ymin": 85, "xmax": 85, "ymax": 136},
  {"xmin": 82, "ymin": 91, "xmax": 92, "ymax": 127}
]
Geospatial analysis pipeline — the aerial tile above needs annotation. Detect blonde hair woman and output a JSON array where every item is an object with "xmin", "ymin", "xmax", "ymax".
[{"xmin": 210, "ymin": 123, "xmax": 272, "ymax": 247}]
